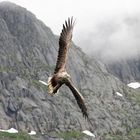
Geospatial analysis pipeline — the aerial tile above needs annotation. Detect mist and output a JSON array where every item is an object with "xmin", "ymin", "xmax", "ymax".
[{"xmin": 75, "ymin": 14, "xmax": 140, "ymax": 63}]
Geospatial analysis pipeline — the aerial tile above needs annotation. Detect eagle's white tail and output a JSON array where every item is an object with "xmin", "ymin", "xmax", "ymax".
[{"xmin": 47, "ymin": 77, "xmax": 54, "ymax": 94}]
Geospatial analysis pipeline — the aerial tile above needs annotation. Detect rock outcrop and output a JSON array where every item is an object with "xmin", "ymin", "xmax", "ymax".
[{"xmin": 105, "ymin": 57, "xmax": 140, "ymax": 83}]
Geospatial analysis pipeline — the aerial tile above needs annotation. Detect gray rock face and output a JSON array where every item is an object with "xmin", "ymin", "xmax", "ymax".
[
  {"xmin": 105, "ymin": 57, "xmax": 140, "ymax": 83},
  {"xmin": 0, "ymin": 2, "xmax": 140, "ymax": 140}
]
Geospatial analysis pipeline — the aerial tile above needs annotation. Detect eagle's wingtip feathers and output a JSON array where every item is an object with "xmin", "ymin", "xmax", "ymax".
[{"xmin": 64, "ymin": 17, "xmax": 75, "ymax": 30}]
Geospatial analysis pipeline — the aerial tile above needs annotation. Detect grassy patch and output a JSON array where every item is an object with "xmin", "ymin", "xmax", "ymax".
[
  {"xmin": 104, "ymin": 134, "xmax": 123, "ymax": 140},
  {"xmin": 0, "ymin": 132, "xmax": 32, "ymax": 140},
  {"xmin": 123, "ymin": 86, "xmax": 140, "ymax": 106},
  {"xmin": 134, "ymin": 94, "xmax": 140, "ymax": 106},
  {"xmin": 104, "ymin": 128, "xmax": 140, "ymax": 140},
  {"xmin": 127, "ymin": 91, "xmax": 140, "ymax": 106},
  {"xmin": 57, "ymin": 130, "xmax": 85, "ymax": 140},
  {"xmin": 128, "ymin": 128, "xmax": 140, "ymax": 140},
  {"xmin": 0, "ymin": 66, "xmax": 11, "ymax": 72}
]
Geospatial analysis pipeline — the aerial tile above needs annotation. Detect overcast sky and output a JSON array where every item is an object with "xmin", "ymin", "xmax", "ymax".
[
  {"xmin": 1, "ymin": 0, "xmax": 139, "ymax": 33},
  {"xmin": 1, "ymin": 0, "xmax": 140, "ymax": 61}
]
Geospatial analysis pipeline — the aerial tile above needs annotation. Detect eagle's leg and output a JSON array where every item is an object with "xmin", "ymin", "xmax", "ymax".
[
  {"xmin": 53, "ymin": 83, "xmax": 62, "ymax": 94},
  {"xmin": 47, "ymin": 79, "xmax": 62, "ymax": 95}
]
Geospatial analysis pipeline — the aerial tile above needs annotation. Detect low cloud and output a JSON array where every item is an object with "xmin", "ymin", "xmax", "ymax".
[{"xmin": 75, "ymin": 15, "xmax": 140, "ymax": 63}]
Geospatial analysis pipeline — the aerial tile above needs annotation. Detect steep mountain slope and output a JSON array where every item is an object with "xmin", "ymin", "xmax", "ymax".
[
  {"xmin": 105, "ymin": 57, "xmax": 140, "ymax": 83},
  {"xmin": 0, "ymin": 2, "xmax": 140, "ymax": 140}
]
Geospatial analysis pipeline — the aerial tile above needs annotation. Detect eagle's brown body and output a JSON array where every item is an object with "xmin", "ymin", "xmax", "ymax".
[{"xmin": 47, "ymin": 17, "xmax": 88, "ymax": 119}]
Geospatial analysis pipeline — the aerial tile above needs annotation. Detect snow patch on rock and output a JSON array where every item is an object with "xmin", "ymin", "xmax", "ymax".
[
  {"xmin": 127, "ymin": 82, "xmax": 140, "ymax": 89},
  {"xmin": 82, "ymin": 130, "xmax": 95, "ymax": 137},
  {"xmin": 0, "ymin": 128, "xmax": 18, "ymax": 133}
]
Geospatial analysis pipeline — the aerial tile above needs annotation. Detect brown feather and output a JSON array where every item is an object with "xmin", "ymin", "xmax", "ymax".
[
  {"xmin": 54, "ymin": 17, "xmax": 75, "ymax": 74},
  {"xmin": 65, "ymin": 79, "xmax": 89, "ymax": 119}
]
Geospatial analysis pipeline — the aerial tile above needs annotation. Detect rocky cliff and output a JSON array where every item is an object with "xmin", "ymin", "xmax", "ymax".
[
  {"xmin": 0, "ymin": 2, "xmax": 140, "ymax": 140},
  {"xmin": 105, "ymin": 57, "xmax": 140, "ymax": 83}
]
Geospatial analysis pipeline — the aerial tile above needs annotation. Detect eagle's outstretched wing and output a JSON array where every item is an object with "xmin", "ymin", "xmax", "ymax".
[
  {"xmin": 54, "ymin": 17, "xmax": 75, "ymax": 74},
  {"xmin": 65, "ymin": 79, "xmax": 88, "ymax": 119}
]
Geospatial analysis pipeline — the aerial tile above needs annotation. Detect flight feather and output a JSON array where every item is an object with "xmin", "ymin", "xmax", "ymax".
[
  {"xmin": 65, "ymin": 79, "xmax": 88, "ymax": 118},
  {"xmin": 54, "ymin": 17, "xmax": 75, "ymax": 74}
]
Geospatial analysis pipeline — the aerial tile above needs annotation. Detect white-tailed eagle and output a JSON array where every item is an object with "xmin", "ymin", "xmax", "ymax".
[{"xmin": 47, "ymin": 17, "xmax": 88, "ymax": 119}]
